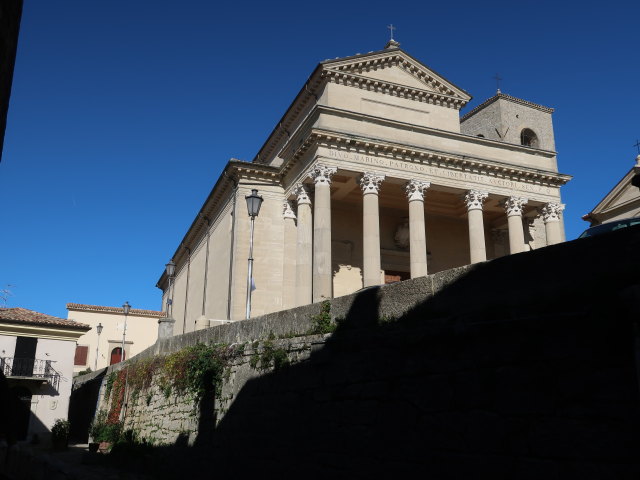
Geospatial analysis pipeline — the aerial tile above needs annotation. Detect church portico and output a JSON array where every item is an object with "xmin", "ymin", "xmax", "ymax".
[
  {"xmin": 283, "ymin": 158, "xmax": 563, "ymax": 301},
  {"xmin": 157, "ymin": 42, "xmax": 571, "ymax": 331}
]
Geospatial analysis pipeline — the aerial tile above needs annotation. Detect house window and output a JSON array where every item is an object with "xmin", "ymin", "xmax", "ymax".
[
  {"xmin": 110, "ymin": 347, "xmax": 125, "ymax": 365},
  {"xmin": 520, "ymin": 128, "xmax": 538, "ymax": 148},
  {"xmin": 74, "ymin": 345, "xmax": 89, "ymax": 366}
]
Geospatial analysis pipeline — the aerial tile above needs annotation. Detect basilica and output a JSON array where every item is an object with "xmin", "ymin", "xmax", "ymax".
[{"xmin": 156, "ymin": 40, "xmax": 571, "ymax": 335}]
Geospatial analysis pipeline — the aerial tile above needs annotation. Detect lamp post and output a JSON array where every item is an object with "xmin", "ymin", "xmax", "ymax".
[
  {"xmin": 245, "ymin": 189, "xmax": 263, "ymax": 319},
  {"xmin": 121, "ymin": 301, "xmax": 131, "ymax": 363},
  {"xmin": 158, "ymin": 260, "xmax": 176, "ymax": 339},
  {"xmin": 165, "ymin": 260, "xmax": 176, "ymax": 317},
  {"xmin": 94, "ymin": 323, "xmax": 103, "ymax": 371}
]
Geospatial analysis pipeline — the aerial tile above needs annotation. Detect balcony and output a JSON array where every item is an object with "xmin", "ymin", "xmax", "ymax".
[{"xmin": 1, "ymin": 357, "xmax": 61, "ymax": 391}]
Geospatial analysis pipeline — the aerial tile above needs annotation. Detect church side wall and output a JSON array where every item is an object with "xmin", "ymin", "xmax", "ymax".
[
  {"xmin": 170, "ymin": 263, "xmax": 187, "ymax": 336},
  {"xmin": 183, "ymin": 235, "xmax": 206, "ymax": 333},
  {"xmin": 205, "ymin": 200, "xmax": 233, "ymax": 320},
  {"xmin": 230, "ymin": 184, "xmax": 286, "ymax": 320}
]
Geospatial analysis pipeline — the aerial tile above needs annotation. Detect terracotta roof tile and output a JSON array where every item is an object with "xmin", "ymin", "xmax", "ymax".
[
  {"xmin": 0, "ymin": 307, "xmax": 90, "ymax": 330},
  {"xmin": 66, "ymin": 303, "xmax": 165, "ymax": 318}
]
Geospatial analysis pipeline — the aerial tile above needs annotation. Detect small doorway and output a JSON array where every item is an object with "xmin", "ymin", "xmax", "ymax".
[{"xmin": 110, "ymin": 347, "xmax": 125, "ymax": 365}]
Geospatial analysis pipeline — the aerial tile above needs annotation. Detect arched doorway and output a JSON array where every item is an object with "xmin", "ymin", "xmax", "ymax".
[{"xmin": 110, "ymin": 347, "xmax": 125, "ymax": 365}]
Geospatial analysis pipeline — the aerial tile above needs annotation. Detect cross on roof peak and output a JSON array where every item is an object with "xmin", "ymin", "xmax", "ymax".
[
  {"xmin": 492, "ymin": 73, "xmax": 503, "ymax": 94},
  {"xmin": 385, "ymin": 24, "xmax": 400, "ymax": 49}
]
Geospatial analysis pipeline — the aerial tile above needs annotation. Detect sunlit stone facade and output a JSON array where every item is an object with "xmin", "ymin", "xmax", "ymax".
[{"xmin": 156, "ymin": 42, "xmax": 571, "ymax": 335}]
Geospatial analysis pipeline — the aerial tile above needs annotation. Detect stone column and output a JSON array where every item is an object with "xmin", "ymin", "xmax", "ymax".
[
  {"xmin": 540, "ymin": 202, "xmax": 565, "ymax": 246},
  {"xmin": 502, "ymin": 196, "xmax": 529, "ymax": 254},
  {"xmin": 404, "ymin": 179, "xmax": 430, "ymax": 278},
  {"xmin": 309, "ymin": 164, "xmax": 337, "ymax": 302},
  {"xmin": 360, "ymin": 172, "xmax": 385, "ymax": 287},
  {"xmin": 282, "ymin": 200, "xmax": 297, "ymax": 309},
  {"xmin": 294, "ymin": 184, "xmax": 313, "ymax": 306},
  {"xmin": 464, "ymin": 190, "xmax": 488, "ymax": 264}
]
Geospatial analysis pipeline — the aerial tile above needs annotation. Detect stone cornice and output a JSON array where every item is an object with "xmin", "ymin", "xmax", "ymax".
[
  {"xmin": 284, "ymin": 129, "xmax": 571, "ymax": 189},
  {"xmin": 321, "ymin": 48, "xmax": 471, "ymax": 101},
  {"xmin": 461, "ymin": 92, "xmax": 554, "ymax": 122},
  {"xmin": 323, "ymin": 70, "xmax": 467, "ymax": 110}
]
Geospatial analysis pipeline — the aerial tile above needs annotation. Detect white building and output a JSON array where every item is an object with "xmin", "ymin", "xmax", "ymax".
[
  {"xmin": 66, "ymin": 303, "xmax": 164, "ymax": 373},
  {"xmin": 0, "ymin": 307, "xmax": 89, "ymax": 442}
]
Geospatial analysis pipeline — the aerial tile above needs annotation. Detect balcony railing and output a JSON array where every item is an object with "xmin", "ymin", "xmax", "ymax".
[{"xmin": 1, "ymin": 357, "xmax": 61, "ymax": 391}]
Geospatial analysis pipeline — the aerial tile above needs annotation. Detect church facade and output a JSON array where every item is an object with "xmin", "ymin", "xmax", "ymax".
[{"xmin": 156, "ymin": 41, "xmax": 571, "ymax": 335}]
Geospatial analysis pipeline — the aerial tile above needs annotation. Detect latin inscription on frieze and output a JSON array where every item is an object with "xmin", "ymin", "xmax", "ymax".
[{"xmin": 327, "ymin": 149, "xmax": 554, "ymax": 196}]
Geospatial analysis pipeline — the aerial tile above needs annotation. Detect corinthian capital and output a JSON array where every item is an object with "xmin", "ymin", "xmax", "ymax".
[
  {"xmin": 539, "ymin": 202, "xmax": 565, "ymax": 223},
  {"xmin": 501, "ymin": 196, "xmax": 528, "ymax": 216},
  {"xmin": 283, "ymin": 200, "xmax": 296, "ymax": 219},
  {"xmin": 293, "ymin": 183, "xmax": 311, "ymax": 205},
  {"xmin": 359, "ymin": 172, "xmax": 385, "ymax": 195},
  {"xmin": 404, "ymin": 179, "xmax": 431, "ymax": 202},
  {"xmin": 464, "ymin": 190, "xmax": 488, "ymax": 211},
  {"xmin": 308, "ymin": 164, "xmax": 337, "ymax": 186}
]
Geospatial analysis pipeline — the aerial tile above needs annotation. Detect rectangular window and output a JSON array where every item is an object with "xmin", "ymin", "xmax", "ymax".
[{"xmin": 74, "ymin": 345, "xmax": 89, "ymax": 366}]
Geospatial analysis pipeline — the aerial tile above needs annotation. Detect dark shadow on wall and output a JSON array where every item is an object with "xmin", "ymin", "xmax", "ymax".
[
  {"xmin": 108, "ymin": 227, "xmax": 640, "ymax": 479},
  {"xmin": 68, "ymin": 369, "xmax": 106, "ymax": 443}
]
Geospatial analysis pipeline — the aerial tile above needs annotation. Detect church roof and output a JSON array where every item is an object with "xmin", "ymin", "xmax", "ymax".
[
  {"xmin": 0, "ymin": 307, "xmax": 90, "ymax": 330},
  {"xmin": 461, "ymin": 92, "xmax": 554, "ymax": 122}
]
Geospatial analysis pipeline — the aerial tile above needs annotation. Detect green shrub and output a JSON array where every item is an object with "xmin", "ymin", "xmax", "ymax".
[{"xmin": 51, "ymin": 419, "xmax": 70, "ymax": 441}]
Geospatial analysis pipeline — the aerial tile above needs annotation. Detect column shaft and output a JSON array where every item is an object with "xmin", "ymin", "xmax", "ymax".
[
  {"xmin": 507, "ymin": 215, "xmax": 526, "ymax": 254},
  {"xmin": 503, "ymin": 196, "xmax": 528, "ymax": 254},
  {"xmin": 468, "ymin": 208, "xmax": 487, "ymax": 263},
  {"xmin": 282, "ymin": 203, "xmax": 297, "ymax": 310},
  {"xmin": 545, "ymin": 221, "xmax": 561, "ymax": 245},
  {"xmin": 363, "ymin": 192, "xmax": 382, "ymax": 287},
  {"xmin": 313, "ymin": 183, "xmax": 332, "ymax": 302},
  {"xmin": 295, "ymin": 199, "xmax": 312, "ymax": 306},
  {"xmin": 408, "ymin": 199, "xmax": 428, "ymax": 277}
]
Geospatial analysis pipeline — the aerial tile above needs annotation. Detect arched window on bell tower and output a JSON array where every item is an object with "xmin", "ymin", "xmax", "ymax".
[{"xmin": 520, "ymin": 128, "xmax": 538, "ymax": 148}]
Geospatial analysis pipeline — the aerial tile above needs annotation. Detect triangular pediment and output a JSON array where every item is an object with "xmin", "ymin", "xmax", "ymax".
[
  {"xmin": 322, "ymin": 48, "xmax": 471, "ymax": 103},
  {"xmin": 594, "ymin": 170, "xmax": 640, "ymax": 214},
  {"xmin": 587, "ymin": 168, "xmax": 640, "ymax": 222}
]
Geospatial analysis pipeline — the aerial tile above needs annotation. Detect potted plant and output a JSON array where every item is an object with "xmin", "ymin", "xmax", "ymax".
[
  {"xmin": 89, "ymin": 410, "xmax": 106, "ymax": 452},
  {"xmin": 51, "ymin": 419, "xmax": 70, "ymax": 450}
]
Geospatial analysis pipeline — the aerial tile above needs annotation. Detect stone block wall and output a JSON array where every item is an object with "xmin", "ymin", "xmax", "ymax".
[{"xmin": 71, "ymin": 226, "xmax": 640, "ymax": 477}]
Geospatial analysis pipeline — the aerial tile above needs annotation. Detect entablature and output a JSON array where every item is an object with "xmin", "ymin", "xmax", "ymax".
[{"xmin": 281, "ymin": 129, "xmax": 571, "ymax": 201}]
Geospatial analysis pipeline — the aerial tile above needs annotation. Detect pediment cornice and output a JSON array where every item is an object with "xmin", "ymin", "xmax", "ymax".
[
  {"xmin": 283, "ymin": 129, "xmax": 571, "ymax": 189},
  {"xmin": 322, "ymin": 48, "xmax": 471, "ymax": 106},
  {"xmin": 322, "ymin": 69, "xmax": 467, "ymax": 110}
]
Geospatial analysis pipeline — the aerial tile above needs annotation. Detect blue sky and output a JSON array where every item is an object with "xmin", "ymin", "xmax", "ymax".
[{"xmin": 2, "ymin": 1, "xmax": 639, "ymax": 317}]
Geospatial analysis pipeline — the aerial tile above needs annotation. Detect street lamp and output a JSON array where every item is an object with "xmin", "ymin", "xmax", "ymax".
[
  {"xmin": 245, "ymin": 189, "xmax": 263, "ymax": 319},
  {"xmin": 166, "ymin": 260, "xmax": 176, "ymax": 318},
  {"xmin": 121, "ymin": 301, "xmax": 131, "ymax": 363},
  {"xmin": 94, "ymin": 323, "xmax": 103, "ymax": 371}
]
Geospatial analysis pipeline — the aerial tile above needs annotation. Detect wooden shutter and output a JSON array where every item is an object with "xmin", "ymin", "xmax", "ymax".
[{"xmin": 74, "ymin": 345, "xmax": 89, "ymax": 366}]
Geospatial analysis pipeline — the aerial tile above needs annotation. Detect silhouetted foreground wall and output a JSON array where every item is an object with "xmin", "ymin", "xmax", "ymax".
[{"xmin": 72, "ymin": 227, "xmax": 640, "ymax": 478}]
